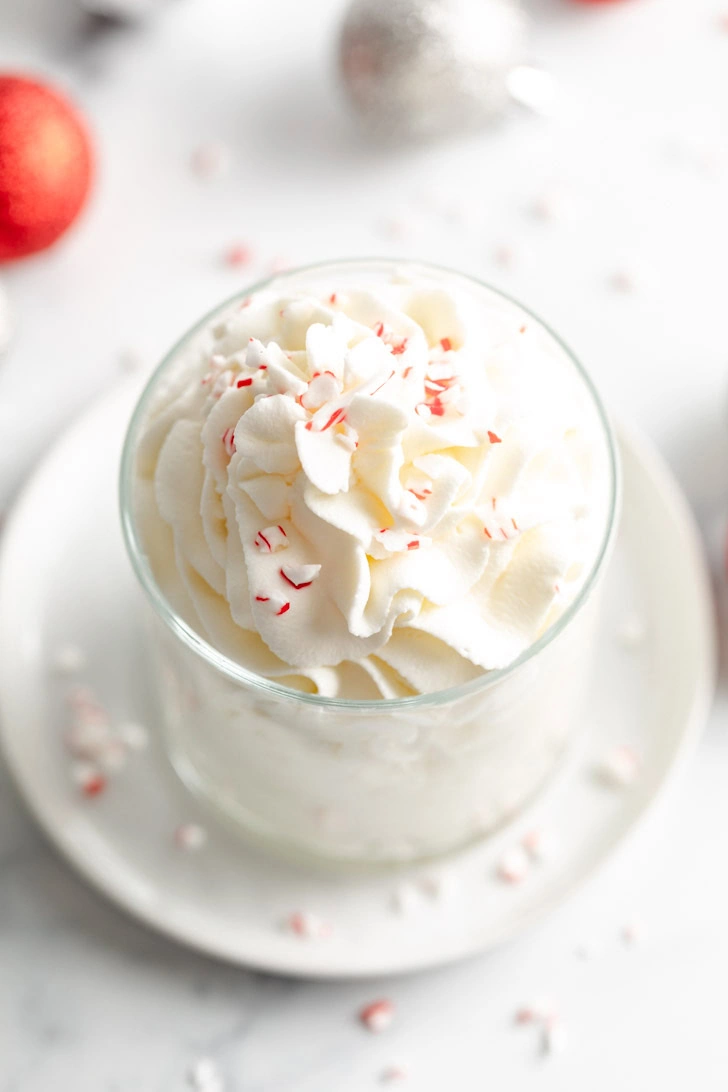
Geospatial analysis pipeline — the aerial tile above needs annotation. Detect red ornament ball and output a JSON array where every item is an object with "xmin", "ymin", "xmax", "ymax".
[{"xmin": 0, "ymin": 75, "xmax": 94, "ymax": 262}]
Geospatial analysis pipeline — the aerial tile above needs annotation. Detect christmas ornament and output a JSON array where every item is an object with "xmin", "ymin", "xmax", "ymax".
[
  {"xmin": 338, "ymin": 0, "xmax": 546, "ymax": 142},
  {"xmin": 0, "ymin": 75, "xmax": 93, "ymax": 262}
]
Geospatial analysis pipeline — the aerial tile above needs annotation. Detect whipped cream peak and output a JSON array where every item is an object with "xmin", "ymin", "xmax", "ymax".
[{"xmin": 135, "ymin": 267, "xmax": 611, "ymax": 698}]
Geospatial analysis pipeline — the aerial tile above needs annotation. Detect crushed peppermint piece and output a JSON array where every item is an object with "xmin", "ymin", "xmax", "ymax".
[
  {"xmin": 596, "ymin": 745, "xmax": 640, "ymax": 788},
  {"xmin": 224, "ymin": 244, "xmax": 253, "ymax": 269},
  {"xmin": 380, "ymin": 1064, "xmax": 408, "ymax": 1084},
  {"xmin": 254, "ymin": 525, "xmax": 288, "ymax": 553},
  {"xmin": 72, "ymin": 762, "xmax": 107, "ymax": 798},
  {"xmin": 284, "ymin": 911, "xmax": 332, "ymax": 939},
  {"xmin": 359, "ymin": 999, "xmax": 395, "ymax": 1033},
  {"xmin": 427, "ymin": 360, "xmax": 456, "ymax": 382},
  {"xmin": 515, "ymin": 998, "xmax": 557, "ymax": 1025},
  {"xmin": 254, "ymin": 591, "xmax": 289, "ymax": 614},
  {"xmin": 52, "ymin": 644, "xmax": 87, "ymax": 674},
  {"xmin": 334, "ymin": 428, "xmax": 358, "ymax": 452},
  {"xmin": 301, "ymin": 371, "xmax": 341, "ymax": 411},
  {"xmin": 221, "ymin": 427, "xmax": 236, "ymax": 456},
  {"xmin": 497, "ymin": 846, "xmax": 530, "ymax": 884},
  {"xmin": 175, "ymin": 823, "xmax": 208, "ymax": 851},
  {"xmin": 369, "ymin": 370, "xmax": 395, "ymax": 397},
  {"xmin": 487, "ymin": 431, "xmax": 502, "ymax": 444},
  {"xmin": 280, "ymin": 563, "xmax": 321, "ymax": 589},
  {"xmin": 374, "ymin": 528, "xmax": 431, "ymax": 554}
]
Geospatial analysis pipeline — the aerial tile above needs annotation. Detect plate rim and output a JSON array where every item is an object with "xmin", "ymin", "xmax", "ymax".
[{"xmin": 0, "ymin": 384, "xmax": 717, "ymax": 978}]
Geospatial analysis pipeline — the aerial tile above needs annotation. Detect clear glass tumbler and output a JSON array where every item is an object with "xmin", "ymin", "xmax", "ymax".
[{"xmin": 120, "ymin": 261, "xmax": 620, "ymax": 866}]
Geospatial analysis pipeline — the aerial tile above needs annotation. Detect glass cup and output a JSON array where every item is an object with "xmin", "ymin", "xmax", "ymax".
[{"xmin": 120, "ymin": 260, "xmax": 620, "ymax": 866}]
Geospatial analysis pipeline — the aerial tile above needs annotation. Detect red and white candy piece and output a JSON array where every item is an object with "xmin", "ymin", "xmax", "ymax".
[
  {"xmin": 373, "ymin": 528, "xmax": 430, "ymax": 554},
  {"xmin": 496, "ymin": 845, "xmax": 531, "ymax": 885},
  {"xmin": 403, "ymin": 474, "xmax": 432, "ymax": 502},
  {"xmin": 300, "ymin": 371, "xmax": 340, "ymax": 411},
  {"xmin": 254, "ymin": 591, "xmax": 289, "ymax": 615},
  {"xmin": 305, "ymin": 404, "xmax": 348, "ymax": 433},
  {"xmin": 284, "ymin": 911, "xmax": 332, "ymax": 939},
  {"xmin": 515, "ymin": 997, "xmax": 558, "ymax": 1025},
  {"xmin": 71, "ymin": 761, "xmax": 108, "ymax": 798},
  {"xmin": 253, "ymin": 525, "xmax": 288, "ymax": 553},
  {"xmin": 359, "ymin": 999, "xmax": 395, "ymax": 1033},
  {"xmin": 597, "ymin": 745, "xmax": 640, "ymax": 788},
  {"xmin": 427, "ymin": 360, "xmax": 456, "ymax": 383},
  {"xmin": 221, "ymin": 427, "xmax": 236, "ymax": 456},
  {"xmin": 334, "ymin": 421, "xmax": 358, "ymax": 452},
  {"xmin": 280, "ymin": 563, "xmax": 321, "ymax": 590},
  {"xmin": 380, "ymin": 1064, "xmax": 408, "ymax": 1084},
  {"xmin": 211, "ymin": 369, "xmax": 235, "ymax": 399},
  {"xmin": 224, "ymin": 243, "xmax": 253, "ymax": 268}
]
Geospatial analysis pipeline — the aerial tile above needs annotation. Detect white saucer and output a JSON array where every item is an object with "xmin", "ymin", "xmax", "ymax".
[{"xmin": 0, "ymin": 381, "xmax": 716, "ymax": 979}]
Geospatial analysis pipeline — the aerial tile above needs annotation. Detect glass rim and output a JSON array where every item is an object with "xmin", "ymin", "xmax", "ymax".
[{"xmin": 119, "ymin": 257, "xmax": 621, "ymax": 710}]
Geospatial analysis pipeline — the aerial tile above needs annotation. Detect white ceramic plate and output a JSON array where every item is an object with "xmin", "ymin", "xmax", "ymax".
[{"xmin": 0, "ymin": 381, "xmax": 716, "ymax": 979}]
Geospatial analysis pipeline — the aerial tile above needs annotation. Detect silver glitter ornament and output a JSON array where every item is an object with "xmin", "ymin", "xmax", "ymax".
[{"xmin": 338, "ymin": 0, "xmax": 531, "ymax": 142}]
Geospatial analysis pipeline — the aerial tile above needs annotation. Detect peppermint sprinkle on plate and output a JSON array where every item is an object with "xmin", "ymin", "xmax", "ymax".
[{"xmin": 359, "ymin": 999, "xmax": 395, "ymax": 1033}]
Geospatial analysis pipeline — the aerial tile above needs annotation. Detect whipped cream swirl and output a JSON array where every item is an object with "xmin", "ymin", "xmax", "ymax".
[{"xmin": 134, "ymin": 269, "xmax": 611, "ymax": 698}]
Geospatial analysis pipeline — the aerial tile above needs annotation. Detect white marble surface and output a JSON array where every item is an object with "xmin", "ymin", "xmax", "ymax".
[{"xmin": 1, "ymin": 0, "xmax": 728, "ymax": 1087}]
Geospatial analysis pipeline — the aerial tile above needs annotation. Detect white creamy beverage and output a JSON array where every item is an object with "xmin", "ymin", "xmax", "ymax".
[{"xmin": 125, "ymin": 261, "xmax": 617, "ymax": 862}]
